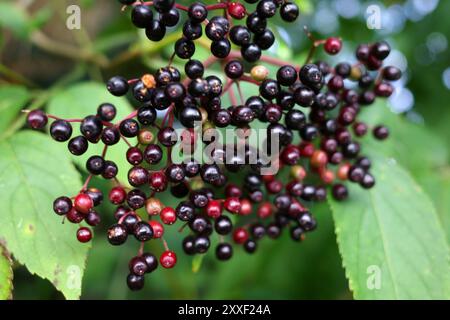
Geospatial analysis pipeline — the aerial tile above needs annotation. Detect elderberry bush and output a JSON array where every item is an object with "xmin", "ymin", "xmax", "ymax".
[{"xmin": 26, "ymin": 0, "xmax": 402, "ymax": 291}]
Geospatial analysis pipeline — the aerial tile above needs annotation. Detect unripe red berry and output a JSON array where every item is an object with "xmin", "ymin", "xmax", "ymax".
[
  {"xmin": 225, "ymin": 184, "xmax": 242, "ymax": 198},
  {"xmin": 160, "ymin": 207, "xmax": 177, "ymax": 225},
  {"xmin": 109, "ymin": 186, "xmax": 126, "ymax": 205},
  {"xmin": 160, "ymin": 250, "xmax": 177, "ymax": 269},
  {"xmin": 281, "ymin": 145, "xmax": 300, "ymax": 165},
  {"xmin": 257, "ymin": 202, "xmax": 272, "ymax": 219},
  {"xmin": 149, "ymin": 220, "xmax": 164, "ymax": 238},
  {"xmin": 320, "ymin": 169, "xmax": 335, "ymax": 184},
  {"xmin": 74, "ymin": 193, "xmax": 93, "ymax": 214},
  {"xmin": 266, "ymin": 180, "xmax": 283, "ymax": 194},
  {"xmin": 228, "ymin": 2, "xmax": 246, "ymax": 19},
  {"xmin": 233, "ymin": 228, "xmax": 249, "ymax": 244},
  {"xmin": 149, "ymin": 171, "xmax": 168, "ymax": 192},
  {"xmin": 77, "ymin": 227, "xmax": 92, "ymax": 243},
  {"xmin": 239, "ymin": 199, "xmax": 252, "ymax": 216},
  {"xmin": 291, "ymin": 165, "xmax": 307, "ymax": 181},
  {"xmin": 324, "ymin": 37, "xmax": 342, "ymax": 55},
  {"xmin": 311, "ymin": 150, "xmax": 328, "ymax": 168},
  {"xmin": 224, "ymin": 197, "xmax": 241, "ymax": 214},
  {"xmin": 206, "ymin": 200, "xmax": 222, "ymax": 218},
  {"xmin": 299, "ymin": 142, "xmax": 315, "ymax": 157}
]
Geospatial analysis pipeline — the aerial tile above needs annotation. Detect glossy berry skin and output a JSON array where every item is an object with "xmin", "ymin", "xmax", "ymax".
[
  {"xmin": 137, "ymin": 106, "xmax": 157, "ymax": 126},
  {"xmin": 158, "ymin": 127, "xmax": 178, "ymax": 147},
  {"xmin": 160, "ymin": 207, "xmax": 177, "ymax": 225},
  {"xmin": 230, "ymin": 26, "xmax": 251, "ymax": 46},
  {"xmin": 214, "ymin": 215, "xmax": 233, "ymax": 235},
  {"xmin": 86, "ymin": 156, "xmax": 105, "ymax": 175},
  {"xmin": 188, "ymin": 3, "xmax": 208, "ymax": 23},
  {"xmin": 66, "ymin": 208, "xmax": 84, "ymax": 223},
  {"xmin": 332, "ymin": 184, "xmax": 348, "ymax": 201},
  {"xmin": 361, "ymin": 173, "xmax": 376, "ymax": 189},
  {"xmin": 120, "ymin": 119, "xmax": 140, "ymax": 138},
  {"xmin": 185, "ymin": 59, "xmax": 204, "ymax": 79},
  {"xmin": 74, "ymin": 193, "xmax": 93, "ymax": 214},
  {"xmin": 160, "ymin": 250, "xmax": 177, "ymax": 269},
  {"xmin": 233, "ymin": 227, "xmax": 249, "ymax": 244},
  {"xmin": 80, "ymin": 115, "xmax": 103, "ymax": 142},
  {"xmin": 206, "ymin": 200, "xmax": 222, "ymax": 218},
  {"xmin": 134, "ymin": 221, "xmax": 154, "ymax": 241},
  {"xmin": 142, "ymin": 253, "xmax": 158, "ymax": 273},
  {"xmin": 149, "ymin": 171, "xmax": 168, "ymax": 192},
  {"xmin": 50, "ymin": 120, "xmax": 72, "ymax": 142},
  {"xmin": 68, "ymin": 136, "xmax": 88, "ymax": 156},
  {"xmin": 129, "ymin": 256, "xmax": 148, "ymax": 276},
  {"xmin": 107, "ymin": 224, "xmax": 128, "ymax": 246},
  {"xmin": 244, "ymin": 239, "xmax": 257, "ymax": 253},
  {"xmin": 176, "ymin": 201, "xmax": 195, "ymax": 221},
  {"xmin": 107, "ymin": 76, "xmax": 129, "ymax": 96},
  {"xmin": 53, "ymin": 196, "xmax": 72, "ymax": 216},
  {"xmin": 324, "ymin": 37, "xmax": 342, "ymax": 55},
  {"xmin": 132, "ymin": 5, "xmax": 153, "ymax": 28},
  {"xmin": 97, "ymin": 103, "xmax": 116, "ymax": 121},
  {"xmin": 149, "ymin": 220, "xmax": 164, "ymax": 238},
  {"xmin": 27, "ymin": 110, "xmax": 48, "ymax": 129},
  {"xmin": 145, "ymin": 20, "xmax": 166, "ymax": 41},
  {"xmin": 85, "ymin": 210, "xmax": 101, "ymax": 227},
  {"xmin": 225, "ymin": 60, "xmax": 244, "ymax": 79},
  {"xmin": 373, "ymin": 125, "xmax": 389, "ymax": 140},
  {"xmin": 77, "ymin": 227, "xmax": 92, "ymax": 243},
  {"xmin": 224, "ymin": 197, "xmax": 241, "ymax": 214},
  {"xmin": 127, "ymin": 274, "xmax": 144, "ymax": 291},
  {"xmin": 216, "ymin": 243, "xmax": 233, "ymax": 260},
  {"xmin": 101, "ymin": 127, "xmax": 121, "ymax": 146},
  {"xmin": 228, "ymin": 2, "xmax": 246, "ymax": 19},
  {"xmin": 241, "ymin": 43, "xmax": 261, "ymax": 62},
  {"xmin": 211, "ymin": 39, "xmax": 231, "ymax": 58},
  {"xmin": 128, "ymin": 166, "xmax": 149, "ymax": 187},
  {"xmin": 109, "ymin": 186, "xmax": 126, "ymax": 205},
  {"xmin": 182, "ymin": 235, "xmax": 196, "ymax": 255},
  {"xmin": 144, "ymin": 144, "xmax": 163, "ymax": 164},
  {"xmin": 126, "ymin": 189, "xmax": 147, "ymax": 209},
  {"xmin": 280, "ymin": 2, "xmax": 299, "ymax": 22},
  {"xmin": 277, "ymin": 65, "xmax": 297, "ymax": 86}
]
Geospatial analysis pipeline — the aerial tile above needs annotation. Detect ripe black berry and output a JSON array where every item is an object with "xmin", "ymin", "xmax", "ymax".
[
  {"xmin": 214, "ymin": 215, "xmax": 232, "ymax": 235},
  {"xmin": 127, "ymin": 274, "xmax": 144, "ymax": 291},
  {"xmin": 176, "ymin": 201, "xmax": 195, "ymax": 221},
  {"xmin": 145, "ymin": 20, "xmax": 166, "ymax": 41},
  {"xmin": 280, "ymin": 2, "xmax": 299, "ymax": 22},
  {"xmin": 131, "ymin": 5, "xmax": 153, "ymax": 28},
  {"xmin": 68, "ymin": 136, "xmax": 88, "ymax": 156},
  {"xmin": 86, "ymin": 155, "xmax": 105, "ymax": 175},
  {"xmin": 230, "ymin": 26, "xmax": 251, "ymax": 46},
  {"xmin": 107, "ymin": 224, "xmax": 128, "ymax": 246},
  {"xmin": 133, "ymin": 221, "xmax": 154, "ymax": 241},
  {"xmin": 27, "ymin": 110, "xmax": 48, "ymax": 129},
  {"xmin": 216, "ymin": 243, "xmax": 233, "ymax": 260},
  {"xmin": 119, "ymin": 119, "xmax": 140, "ymax": 138},
  {"xmin": 137, "ymin": 106, "xmax": 157, "ymax": 126},
  {"xmin": 50, "ymin": 120, "xmax": 72, "ymax": 142},
  {"xmin": 107, "ymin": 76, "xmax": 129, "ymax": 96},
  {"xmin": 53, "ymin": 196, "xmax": 72, "ymax": 216}
]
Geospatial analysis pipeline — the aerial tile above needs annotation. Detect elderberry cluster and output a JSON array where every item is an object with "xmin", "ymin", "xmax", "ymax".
[{"xmin": 26, "ymin": 0, "xmax": 402, "ymax": 292}]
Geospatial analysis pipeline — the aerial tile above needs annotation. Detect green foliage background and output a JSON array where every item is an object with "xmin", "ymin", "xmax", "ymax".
[{"xmin": 0, "ymin": 0, "xmax": 449, "ymax": 299}]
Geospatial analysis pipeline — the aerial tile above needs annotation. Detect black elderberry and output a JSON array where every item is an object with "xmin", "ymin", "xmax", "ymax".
[
  {"xmin": 230, "ymin": 26, "xmax": 251, "ymax": 46},
  {"xmin": 165, "ymin": 82, "xmax": 186, "ymax": 102},
  {"xmin": 280, "ymin": 2, "xmax": 299, "ymax": 22},
  {"xmin": 161, "ymin": 8, "xmax": 180, "ymax": 27},
  {"xmin": 158, "ymin": 127, "xmax": 178, "ymax": 147},
  {"xmin": 183, "ymin": 235, "xmax": 196, "ymax": 255},
  {"xmin": 101, "ymin": 127, "xmax": 121, "ymax": 146},
  {"xmin": 102, "ymin": 160, "xmax": 118, "ymax": 179},
  {"xmin": 246, "ymin": 12, "xmax": 267, "ymax": 34},
  {"xmin": 285, "ymin": 110, "xmax": 306, "ymax": 130},
  {"xmin": 137, "ymin": 106, "xmax": 157, "ymax": 126},
  {"xmin": 298, "ymin": 212, "xmax": 317, "ymax": 231},
  {"xmin": 107, "ymin": 76, "xmax": 129, "ymax": 96},
  {"xmin": 183, "ymin": 21, "xmax": 203, "ymax": 40},
  {"xmin": 133, "ymin": 221, "xmax": 154, "ymax": 241},
  {"xmin": 299, "ymin": 64, "xmax": 323, "ymax": 89},
  {"xmin": 176, "ymin": 201, "xmax": 195, "ymax": 221},
  {"xmin": 127, "ymin": 274, "xmax": 144, "ymax": 291},
  {"xmin": 185, "ymin": 59, "xmax": 204, "ymax": 79},
  {"xmin": 241, "ymin": 43, "xmax": 262, "ymax": 63},
  {"xmin": 175, "ymin": 38, "xmax": 195, "ymax": 59},
  {"xmin": 244, "ymin": 239, "xmax": 257, "ymax": 253},
  {"xmin": 266, "ymin": 223, "xmax": 282, "ymax": 239},
  {"xmin": 68, "ymin": 136, "xmax": 88, "ymax": 156},
  {"xmin": 145, "ymin": 20, "xmax": 166, "ymax": 41},
  {"xmin": 215, "ymin": 216, "xmax": 233, "ymax": 235},
  {"xmin": 165, "ymin": 164, "xmax": 185, "ymax": 183},
  {"xmin": 131, "ymin": 5, "xmax": 153, "ymax": 28},
  {"xmin": 194, "ymin": 236, "xmax": 210, "ymax": 254},
  {"xmin": 277, "ymin": 65, "xmax": 298, "ymax": 87},
  {"xmin": 211, "ymin": 39, "xmax": 231, "ymax": 58},
  {"xmin": 216, "ymin": 243, "xmax": 233, "ymax": 260},
  {"xmin": 80, "ymin": 115, "xmax": 103, "ymax": 142},
  {"xmin": 225, "ymin": 60, "xmax": 244, "ymax": 79},
  {"xmin": 107, "ymin": 224, "xmax": 128, "ymax": 246},
  {"xmin": 290, "ymin": 226, "xmax": 305, "ymax": 241},
  {"xmin": 86, "ymin": 155, "xmax": 105, "ymax": 175},
  {"xmin": 154, "ymin": 0, "xmax": 174, "ymax": 13},
  {"xmin": 142, "ymin": 253, "xmax": 158, "ymax": 273},
  {"xmin": 50, "ymin": 120, "xmax": 72, "ymax": 142},
  {"xmin": 127, "ymin": 189, "xmax": 147, "ymax": 209},
  {"xmin": 119, "ymin": 119, "xmax": 140, "ymax": 138},
  {"xmin": 294, "ymin": 85, "xmax": 315, "ymax": 107},
  {"xmin": 260, "ymin": 79, "xmax": 280, "ymax": 100},
  {"xmin": 53, "ymin": 196, "xmax": 72, "ymax": 216},
  {"xmin": 129, "ymin": 256, "xmax": 148, "ymax": 276},
  {"xmin": 97, "ymin": 103, "xmax": 116, "ymax": 121}
]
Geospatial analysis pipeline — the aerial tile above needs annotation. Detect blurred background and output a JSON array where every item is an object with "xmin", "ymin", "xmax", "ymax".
[{"xmin": 1, "ymin": 0, "xmax": 449, "ymax": 299}]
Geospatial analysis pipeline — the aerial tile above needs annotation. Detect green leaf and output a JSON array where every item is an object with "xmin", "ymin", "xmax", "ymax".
[
  {"xmin": 329, "ymin": 155, "xmax": 450, "ymax": 299},
  {"xmin": 0, "ymin": 85, "xmax": 31, "ymax": 134},
  {"xmin": 47, "ymin": 82, "xmax": 135, "ymax": 185},
  {"xmin": 0, "ymin": 244, "xmax": 13, "ymax": 300},
  {"xmin": 0, "ymin": 131, "xmax": 89, "ymax": 300},
  {"xmin": 0, "ymin": 2, "xmax": 30, "ymax": 38}
]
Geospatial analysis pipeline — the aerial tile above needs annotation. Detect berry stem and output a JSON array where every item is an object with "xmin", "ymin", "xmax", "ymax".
[
  {"xmin": 205, "ymin": 3, "xmax": 228, "ymax": 11},
  {"xmin": 80, "ymin": 175, "xmax": 93, "ymax": 192},
  {"xmin": 161, "ymin": 237, "xmax": 170, "ymax": 251}
]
